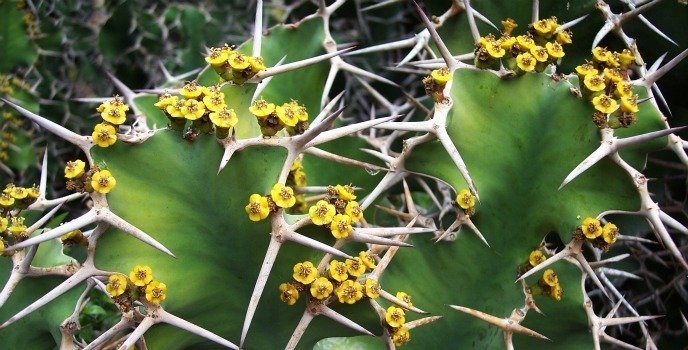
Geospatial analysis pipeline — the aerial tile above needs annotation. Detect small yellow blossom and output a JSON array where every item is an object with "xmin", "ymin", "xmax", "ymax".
[
  {"xmin": 27, "ymin": 185, "xmax": 39, "ymax": 199},
  {"xmin": 64, "ymin": 159, "xmax": 86, "ymax": 180},
  {"xmin": 359, "ymin": 251, "xmax": 376, "ymax": 269},
  {"xmin": 91, "ymin": 170, "xmax": 117, "ymax": 194},
  {"xmin": 431, "ymin": 68, "xmax": 451, "ymax": 85},
  {"xmin": 396, "ymin": 291, "xmax": 413, "ymax": 308},
  {"xmin": 498, "ymin": 36, "xmax": 516, "ymax": 50},
  {"xmin": 209, "ymin": 108, "xmax": 239, "ymax": 128},
  {"xmin": 545, "ymin": 41, "xmax": 565, "ymax": 59},
  {"xmin": 392, "ymin": 326, "xmax": 411, "ymax": 347},
  {"xmin": 153, "ymin": 93, "xmax": 178, "ymax": 109},
  {"xmin": 202, "ymin": 91, "xmax": 226, "ymax": 112},
  {"xmin": 181, "ymin": 99, "xmax": 206, "ymax": 120},
  {"xmin": 530, "ymin": 46, "xmax": 549, "ymax": 62},
  {"xmin": 602, "ymin": 222, "xmax": 619, "ymax": 244},
  {"xmin": 345, "ymin": 201, "xmax": 363, "ymax": 223},
  {"xmin": 101, "ymin": 107, "xmax": 126, "ymax": 125},
  {"xmin": 279, "ymin": 283, "xmax": 299, "ymax": 305},
  {"xmin": 292, "ymin": 261, "xmax": 317, "ymax": 285},
  {"xmin": 603, "ymin": 68, "xmax": 624, "ymax": 84},
  {"xmin": 180, "ymin": 81, "xmax": 203, "ymax": 99},
  {"xmin": 516, "ymin": 35, "xmax": 535, "ymax": 51},
  {"xmin": 92, "ymin": 123, "xmax": 117, "ymax": 148},
  {"xmin": 105, "ymin": 274, "xmax": 128, "ymax": 297},
  {"xmin": 271, "ymin": 183, "xmax": 296, "ymax": 208},
  {"xmin": 532, "ymin": 19, "xmax": 553, "ymax": 36},
  {"xmin": 581, "ymin": 217, "xmax": 603, "ymax": 239},
  {"xmin": 145, "ymin": 280, "xmax": 167, "ymax": 304},
  {"xmin": 245, "ymin": 194, "xmax": 270, "ymax": 221},
  {"xmin": 308, "ymin": 200, "xmax": 336, "ymax": 225},
  {"xmin": 576, "ymin": 63, "xmax": 598, "ymax": 77},
  {"xmin": 0, "ymin": 194, "xmax": 14, "ymax": 208},
  {"xmin": 529, "ymin": 250, "xmax": 546, "ymax": 267},
  {"xmin": 129, "ymin": 265, "xmax": 153, "ymax": 286},
  {"xmin": 385, "ymin": 306, "xmax": 406, "ymax": 328},
  {"xmin": 592, "ymin": 47, "xmax": 611, "ymax": 63},
  {"xmin": 501, "ymin": 18, "xmax": 518, "ymax": 36},
  {"xmin": 556, "ymin": 30, "xmax": 573, "ymax": 44},
  {"xmin": 248, "ymin": 56, "xmax": 266, "ymax": 72},
  {"xmin": 205, "ymin": 47, "xmax": 229, "ymax": 67},
  {"xmin": 542, "ymin": 269, "xmax": 558, "ymax": 287},
  {"xmin": 228, "ymin": 53, "xmax": 250, "ymax": 70},
  {"xmin": 592, "ymin": 94, "xmax": 619, "ymax": 114},
  {"xmin": 618, "ymin": 49, "xmax": 635, "ymax": 68},
  {"xmin": 345, "ymin": 257, "xmax": 366, "ymax": 277},
  {"xmin": 330, "ymin": 214, "xmax": 353, "ymax": 239},
  {"xmin": 364, "ymin": 279, "xmax": 381, "ymax": 299},
  {"xmin": 335, "ymin": 280, "xmax": 363, "ymax": 304},
  {"xmin": 310, "ymin": 277, "xmax": 333, "ymax": 300},
  {"xmin": 607, "ymin": 52, "xmax": 621, "ymax": 68},
  {"xmin": 293, "ymin": 169, "xmax": 307, "ymax": 187},
  {"xmin": 9, "ymin": 186, "xmax": 27, "ymax": 200},
  {"xmin": 615, "ymin": 81, "xmax": 633, "ymax": 98},
  {"xmin": 0, "ymin": 217, "xmax": 8, "ymax": 231},
  {"xmin": 166, "ymin": 99, "xmax": 186, "ymax": 118},
  {"xmin": 456, "ymin": 189, "xmax": 476, "ymax": 210},
  {"xmin": 550, "ymin": 283, "xmax": 563, "ymax": 301},
  {"xmin": 620, "ymin": 95, "xmax": 639, "ymax": 113},
  {"xmin": 516, "ymin": 53, "xmax": 536, "ymax": 72},
  {"xmin": 583, "ymin": 74, "xmax": 606, "ymax": 92},
  {"xmin": 485, "ymin": 41, "xmax": 505, "ymax": 58},
  {"xmin": 328, "ymin": 260, "xmax": 348, "ymax": 282},
  {"xmin": 275, "ymin": 103, "xmax": 299, "ymax": 127},
  {"xmin": 336, "ymin": 184, "xmax": 356, "ymax": 201},
  {"xmin": 8, "ymin": 217, "xmax": 26, "ymax": 237},
  {"xmin": 249, "ymin": 99, "xmax": 275, "ymax": 118}
]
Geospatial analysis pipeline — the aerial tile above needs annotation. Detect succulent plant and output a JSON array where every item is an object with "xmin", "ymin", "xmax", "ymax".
[{"xmin": 1, "ymin": 0, "xmax": 687, "ymax": 349}]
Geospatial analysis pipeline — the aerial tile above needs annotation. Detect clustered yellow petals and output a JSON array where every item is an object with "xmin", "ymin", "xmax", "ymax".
[
  {"xmin": 396, "ymin": 291, "xmax": 413, "ymax": 308},
  {"xmin": 106, "ymin": 274, "xmax": 128, "ymax": 297},
  {"xmin": 92, "ymin": 96, "xmax": 131, "ymax": 148},
  {"xmin": 456, "ymin": 188, "xmax": 476, "ymax": 210},
  {"xmin": 330, "ymin": 213, "xmax": 353, "ymax": 239},
  {"xmin": 92, "ymin": 123, "xmax": 117, "ymax": 148},
  {"xmin": 245, "ymin": 193, "xmax": 270, "ymax": 222},
  {"xmin": 307, "ymin": 184, "xmax": 364, "ymax": 239},
  {"xmin": 538, "ymin": 268, "xmax": 563, "ymax": 301},
  {"xmin": 129, "ymin": 265, "xmax": 154, "ymax": 287},
  {"xmin": 101, "ymin": 265, "xmax": 169, "ymax": 306},
  {"xmin": 64, "ymin": 160, "xmax": 86, "ymax": 179},
  {"xmin": 579, "ymin": 217, "xmax": 620, "ymax": 251},
  {"xmin": 364, "ymin": 278, "xmax": 381, "ymax": 299},
  {"xmin": 271, "ymin": 183, "xmax": 296, "ymax": 209},
  {"xmin": 528, "ymin": 249, "xmax": 546, "ymax": 267},
  {"xmin": 248, "ymin": 98, "xmax": 309, "ymax": 137},
  {"xmin": 335, "ymin": 280, "xmax": 363, "ymax": 304},
  {"xmin": 328, "ymin": 260, "xmax": 349, "ymax": 282},
  {"xmin": 205, "ymin": 44, "xmax": 266, "ymax": 84},
  {"xmin": 91, "ymin": 170, "xmax": 117, "ymax": 194},
  {"xmin": 309, "ymin": 200, "xmax": 336, "ymax": 225},
  {"xmin": 279, "ymin": 283, "xmax": 299, "ymax": 305},
  {"xmin": 385, "ymin": 306, "xmax": 406, "ymax": 328},
  {"xmin": 392, "ymin": 326, "xmax": 411, "ymax": 346},
  {"xmin": 424, "ymin": 67, "xmax": 451, "ymax": 102},
  {"xmin": 145, "ymin": 281, "xmax": 168, "ymax": 304},
  {"xmin": 310, "ymin": 277, "xmax": 334, "ymax": 300},
  {"xmin": 293, "ymin": 261, "xmax": 317, "ymax": 285}
]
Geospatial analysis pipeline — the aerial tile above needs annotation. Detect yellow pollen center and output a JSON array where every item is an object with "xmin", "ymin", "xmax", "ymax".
[
  {"xmin": 136, "ymin": 271, "xmax": 146, "ymax": 279},
  {"xmin": 280, "ymin": 189, "xmax": 290, "ymax": 199},
  {"xmin": 99, "ymin": 177, "xmax": 109, "ymax": 186},
  {"xmin": 250, "ymin": 203, "xmax": 260, "ymax": 214}
]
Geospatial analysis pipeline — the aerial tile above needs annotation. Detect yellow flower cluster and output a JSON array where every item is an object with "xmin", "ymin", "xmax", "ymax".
[
  {"xmin": 248, "ymin": 98, "xmax": 309, "ymax": 137},
  {"xmin": 244, "ymin": 182, "xmax": 301, "ymax": 222},
  {"xmin": 538, "ymin": 268, "xmax": 563, "ymax": 301},
  {"xmin": 517, "ymin": 248, "xmax": 548, "ymax": 277},
  {"xmin": 92, "ymin": 96, "xmax": 129, "ymax": 148},
  {"xmin": 0, "ymin": 183, "xmax": 40, "ymax": 246},
  {"xmin": 308, "ymin": 184, "xmax": 363, "ymax": 239},
  {"xmin": 473, "ymin": 17, "xmax": 571, "ymax": 73},
  {"xmin": 155, "ymin": 82, "xmax": 239, "ymax": 139},
  {"xmin": 286, "ymin": 157, "xmax": 308, "ymax": 213},
  {"xmin": 278, "ymin": 251, "xmax": 379, "ymax": 306},
  {"xmin": 105, "ymin": 265, "xmax": 168, "ymax": 305},
  {"xmin": 0, "ymin": 183, "xmax": 39, "ymax": 209},
  {"xmin": 205, "ymin": 44, "xmax": 266, "ymax": 84},
  {"xmin": 63, "ymin": 160, "xmax": 116, "ymax": 195},
  {"xmin": 579, "ymin": 217, "xmax": 619, "ymax": 251},
  {"xmin": 385, "ymin": 306, "xmax": 411, "ymax": 346},
  {"xmin": 576, "ymin": 47, "xmax": 639, "ymax": 128}
]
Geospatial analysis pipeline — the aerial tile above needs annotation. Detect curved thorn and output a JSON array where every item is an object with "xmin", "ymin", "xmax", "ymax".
[
  {"xmin": 592, "ymin": 22, "xmax": 614, "ymax": 50},
  {"xmin": 159, "ymin": 308, "xmax": 239, "ymax": 349}
]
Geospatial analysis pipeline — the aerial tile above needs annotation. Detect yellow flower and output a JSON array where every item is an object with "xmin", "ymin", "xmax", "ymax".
[
  {"xmin": 308, "ymin": 200, "xmax": 336, "ymax": 225},
  {"xmin": 270, "ymin": 183, "xmax": 296, "ymax": 208},
  {"xmin": 292, "ymin": 261, "xmax": 317, "ymax": 285},
  {"xmin": 602, "ymin": 222, "xmax": 619, "ymax": 244},
  {"xmin": 249, "ymin": 56, "xmax": 266, "ymax": 72},
  {"xmin": 145, "ymin": 280, "xmax": 167, "ymax": 304},
  {"xmin": 209, "ymin": 108, "xmax": 239, "ymax": 128},
  {"xmin": 181, "ymin": 99, "xmax": 206, "ymax": 120},
  {"xmin": 530, "ymin": 46, "xmax": 548, "ymax": 62},
  {"xmin": 165, "ymin": 99, "xmax": 186, "ymax": 118},
  {"xmin": 63, "ymin": 159, "xmax": 86, "ymax": 179},
  {"xmin": 583, "ymin": 74, "xmax": 606, "ymax": 92},
  {"xmin": 455, "ymin": 189, "xmax": 476, "ymax": 210},
  {"xmin": 392, "ymin": 326, "xmax": 411, "ymax": 347},
  {"xmin": 180, "ymin": 81, "xmax": 203, "ymax": 99},
  {"xmin": 310, "ymin": 277, "xmax": 333, "ymax": 300},
  {"xmin": 575, "ymin": 63, "xmax": 598, "ymax": 77},
  {"xmin": 0, "ymin": 217, "xmax": 8, "ymax": 231},
  {"xmin": 364, "ymin": 278, "xmax": 380, "ymax": 299},
  {"xmin": 336, "ymin": 184, "xmax": 356, "ymax": 201},
  {"xmin": 205, "ymin": 47, "xmax": 229, "ymax": 67},
  {"xmin": 328, "ymin": 260, "xmax": 348, "ymax": 282},
  {"xmin": 249, "ymin": 99, "xmax": 276, "ymax": 118},
  {"xmin": 335, "ymin": 280, "xmax": 363, "ymax": 304},
  {"xmin": 618, "ymin": 49, "xmax": 635, "ymax": 68},
  {"xmin": 545, "ymin": 41, "xmax": 565, "ymax": 59},
  {"xmin": 129, "ymin": 265, "xmax": 153, "ymax": 286},
  {"xmin": 153, "ymin": 93, "xmax": 178, "ymax": 109},
  {"xmin": 279, "ymin": 283, "xmax": 299, "ymax": 305},
  {"xmin": 8, "ymin": 217, "xmax": 26, "ymax": 237},
  {"xmin": 202, "ymin": 91, "xmax": 226, "ymax": 112},
  {"xmin": 27, "ymin": 185, "xmax": 39, "ymax": 199},
  {"xmin": 528, "ymin": 250, "xmax": 546, "ymax": 267},
  {"xmin": 0, "ymin": 194, "xmax": 14, "ymax": 208},
  {"xmin": 106, "ymin": 274, "xmax": 128, "ymax": 297},
  {"xmin": 396, "ymin": 291, "xmax": 413, "ymax": 308},
  {"xmin": 290, "ymin": 158, "xmax": 303, "ymax": 172},
  {"xmin": 92, "ymin": 123, "xmax": 117, "ymax": 148},
  {"xmin": 9, "ymin": 186, "xmax": 27, "ymax": 200},
  {"xmin": 542, "ymin": 269, "xmax": 558, "ymax": 287},
  {"xmin": 592, "ymin": 94, "xmax": 619, "ymax": 114},
  {"xmin": 620, "ymin": 95, "xmax": 639, "ymax": 113},
  {"xmin": 292, "ymin": 102, "xmax": 309, "ymax": 122},
  {"xmin": 516, "ymin": 35, "xmax": 535, "ymax": 51},
  {"xmin": 516, "ymin": 53, "xmax": 536, "ymax": 72},
  {"xmin": 245, "ymin": 194, "xmax": 270, "ymax": 221},
  {"xmin": 275, "ymin": 103, "xmax": 299, "ymax": 127},
  {"xmin": 431, "ymin": 68, "xmax": 451, "ymax": 85},
  {"xmin": 532, "ymin": 19, "xmax": 552, "ymax": 37},
  {"xmin": 485, "ymin": 41, "xmax": 505, "ymax": 59},
  {"xmin": 385, "ymin": 306, "xmax": 406, "ymax": 328},
  {"xmin": 550, "ymin": 282, "xmax": 563, "ymax": 301},
  {"xmin": 498, "ymin": 36, "xmax": 516, "ymax": 50},
  {"xmin": 228, "ymin": 52, "xmax": 250, "ymax": 70},
  {"xmin": 359, "ymin": 251, "xmax": 376, "ymax": 269},
  {"xmin": 592, "ymin": 47, "xmax": 611, "ymax": 63},
  {"xmin": 581, "ymin": 217, "xmax": 602, "ymax": 239},
  {"xmin": 615, "ymin": 81, "xmax": 633, "ymax": 98},
  {"xmin": 293, "ymin": 169, "xmax": 307, "ymax": 187},
  {"xmin": 344, "ymin": 201, "xmax": 363, "ymax": 223},
  {"xmin": 330, "ymin": 214, "xmax": 353, "ymax": 239},
  {"xmin": 345, "ymin": 257, "xmax": 366, "ymax": 277},
  {"xmin": 101, "ymin": 107, "xmax": 126, "ymax": 125},
  {"xmin": 501, "ymin": 18, "xmax": 518, "ymax": 36},
  {"xmin": 91, "ymin": 170, "xmax": 117, "ymax": 194},
  {"xmin": 556, "ymin": 30, "xmax": 573, "ymax": 44},
  {"xmin": 603, "ymin": 68, "xmax": 623, "ymax": 84}
]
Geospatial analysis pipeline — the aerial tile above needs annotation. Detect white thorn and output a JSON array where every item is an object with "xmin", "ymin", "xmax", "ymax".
[
  {"xmin": 117, "ymin": 316, "xmax": 155, "ymax": 350},
  {"xmin": 4, "ymin": 210, "xmax": 97, "ymax": 252},
  {"xmin": 319, "ymin": 305, "xmax": 374, "ymax": 336},
  {"xmin": 252, "ymin": 0, "xmax": 263, "ymax": 58},
  {"xmin": 592, "ymin": 22, "xmax": 614, "ymax": 50},
  {"xmin": 159, "ymin": 308, "xmax": 240, "ymax": 349},
  {"xmin": 287, "ymin": 231, "xmax": 353, "ymax": 259},
  {"xmin": 251, "ymin": 47, "xmax": 354, "ymax": 82}
]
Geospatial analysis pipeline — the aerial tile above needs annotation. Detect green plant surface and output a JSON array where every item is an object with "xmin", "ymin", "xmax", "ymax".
[{"xmin": 0, "ymin": 0, "xmax": 37, "ymax": 72}]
